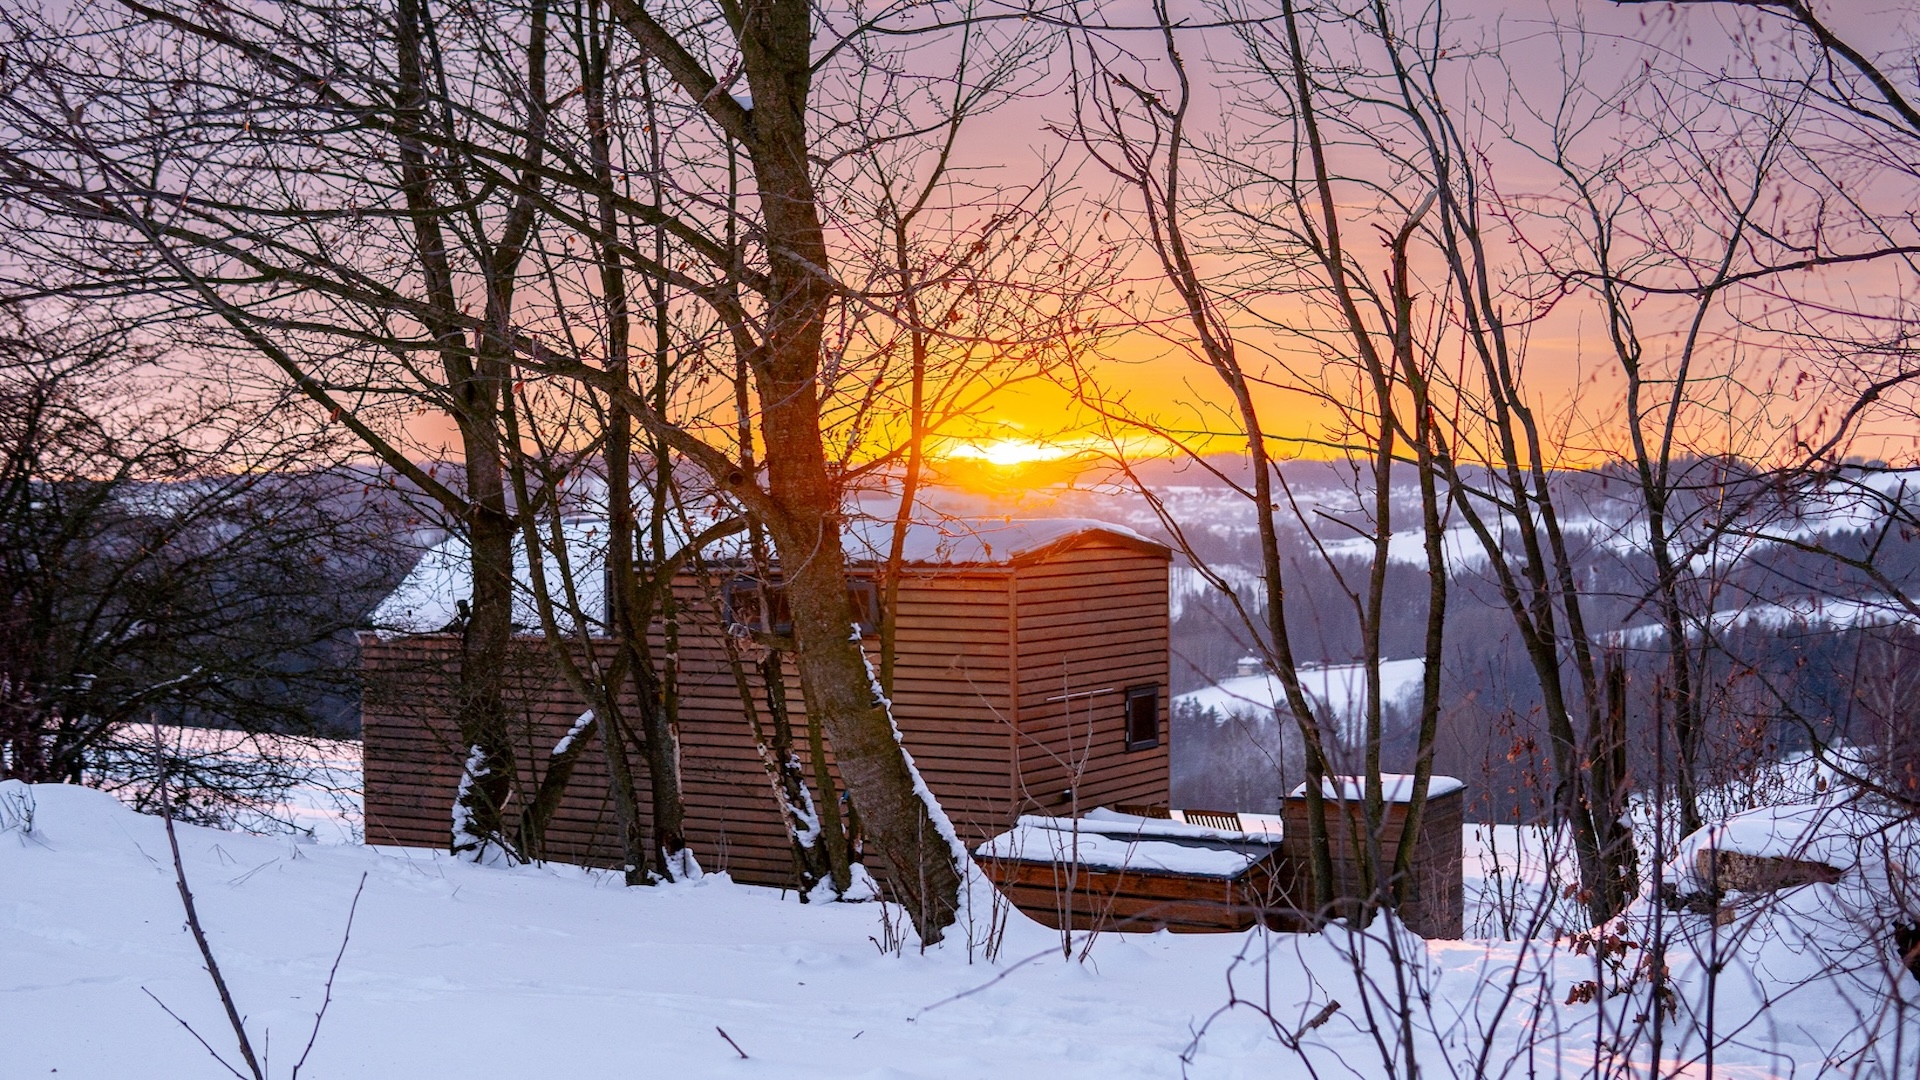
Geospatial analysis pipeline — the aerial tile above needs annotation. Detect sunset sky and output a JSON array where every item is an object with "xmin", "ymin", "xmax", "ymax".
[{"xmin": 382, "ymin": 0, "xmax": 1920, "ymax": 482}]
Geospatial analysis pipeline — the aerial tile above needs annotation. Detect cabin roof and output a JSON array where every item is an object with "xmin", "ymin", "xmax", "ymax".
[
  {"xmin": 371, "ymin": 515, "xmax": 1165, "ymax": 637},
  {"xmin": 840, "ymin": 517, "xmax": 1164, "ymax": 567},
  {"xmin": 976, "ymin": 810, "xmax": 1280, "ymax": 878}
]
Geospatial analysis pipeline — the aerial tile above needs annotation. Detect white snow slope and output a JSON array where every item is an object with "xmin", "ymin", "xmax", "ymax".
[
  {"xmin": 4, "ymin": 780, "xmax": 1916, "ymax": 1079},
  {"xmin": 1175, "ymin": 658, "xmax": 1426, "ymax": 728}
]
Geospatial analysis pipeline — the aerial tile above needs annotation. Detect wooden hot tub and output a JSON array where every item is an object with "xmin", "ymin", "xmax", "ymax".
[{"xmin": 975, "ymin": 809, "xmax": 1292, "ymax": 933}]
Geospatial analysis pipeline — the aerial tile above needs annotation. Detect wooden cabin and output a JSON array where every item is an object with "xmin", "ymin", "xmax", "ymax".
[{"xmin": 359, "ymin": 518, "xmax": 1173, "ymax": 890}]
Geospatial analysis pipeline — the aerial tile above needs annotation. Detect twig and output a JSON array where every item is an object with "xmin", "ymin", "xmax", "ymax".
[
  {"xmin": 715, "ymin": 1026, "xmax": 749, "ymax": 1059},
  {"xmin": 1292, "ymin": 999, "xmax": 1342, "ymax": 1042},
  {"xmin": 291, "ymin": 871, "xmax": 367, "ymax": 1078},
  {"xmin": 155, "ymin": 724, "xmax": 267, "ymax": 1080},
  {"xmin": 142, "ymin": 987, "xmax": 249, "ymax": 1080},
  {"xmin": 914, "ymin": 942, "xmax": 1066, "ymax": 1017}
]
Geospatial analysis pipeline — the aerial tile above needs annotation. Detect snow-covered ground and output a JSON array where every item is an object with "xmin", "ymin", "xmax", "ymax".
[
  {"xmin": 252, "ymin": 735, "xmax": 363, "ymax": 846},
  {"xmin": 6, "ymin": 779, "xmax": 1916, "ymax": 1078},
  {"xmin": 1606, "ymin": 593, "xmax": 1919, "ymax": 646},
  {"xmin": 1175, "ymin": 658, "xmax": 1426, "ymax": 730}
]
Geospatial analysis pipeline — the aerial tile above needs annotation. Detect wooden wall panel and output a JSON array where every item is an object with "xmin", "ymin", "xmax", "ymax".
[
  {"xmin": 1277, "ymin": 789, "xmax": 1466, "ymax": 938},
  {"xmin": 360, "ymin": 571, "xmax": 1020, "ymax": 891},
  {"xmin": 361, "ymin": 541, "xmax": 1171, "ymax": 892},
  {"xmin": 1012, "ymin": 542, "xmax": 1172, "ymax": 820}
]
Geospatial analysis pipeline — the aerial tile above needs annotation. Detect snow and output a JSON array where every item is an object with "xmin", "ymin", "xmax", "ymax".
[
  {"xmin": 843, "ymin": 862, "xmax": 882, "ymax": 902},
  {"xmin": 273, "ymin": 740, "xmax": 363, "ymax": 844},
  {"xmin": 1607, "ymin": 593, "xmax": 1918, "ymax": 645},
  {"xmin": 1169, "ymin": 563, "xmax": 1264, "ymax": 620},
  {"xmin": 3, "ymin": 780, "xmax": 1315, "ymax": 1078},
  {"xmin": 1553, "ymin": 468, "xmax": 1920, "ymax": 576},
  {"xmin": 1461, "ymin": 821, "xmax": 1595, "ymax": 938},
  {"xmin": 551, "ymin": 710, "xmax": 596, "ymax": 757},
  {"xmin": 860, "ymin": 629, "xmax": 971, "ymax": 876},
  {"xmin": 811, "ymin": 862, "xmax": 882, "ymax": 905},
  {"xmin": 1318, "ymin": 522, "xmax": 1488, "ymax": 570},
  {"xmin": 375, "ymin": 516, "xmax": 1161, "ymax": 637},
  {"xmin": 663, "ymin": 845, "xmax": 705, "ymax": 883},
  {"xmin": 5, "ymin": 780, "xmax": 1917, "ymax": 1078},
  {"xmin": 977, "ymin": 816, "xmax": 1273, "ymax": 877},
  {"xmin": 1175, "ymin": 658, "xmax": 1427, "ymax": 725},
  {"xmin": 789, "ymin": 762, "xmax": 823, "ymax": 849},
  {"xmin": 1664, "ymin": 800, "xmax": 1920, "ymax": 896},
  {"xmin": 1081, "ymin": 806, "xmax": 1278, "ymax": 843},
  {"xmin": 91, "ymin": 725, "xmax": 364, "ymax": 845},
  {"xmin": 450, "ymin": 745, "xmax": 509, "ymax": 866},
  {"xmin": 1287, "ymin": 774, "xmax": 1466, "ymax": 803},
  {"xmin": 372, "ymin": 519, "xmax": 615, "ymax": 637},
  {"xmin": 840, "ymin": 516, "xmax": 1160, "ymax": 566},
  {"xmin": 974, "ymin": 809, "xmax": 1289, "ymax": 878}
]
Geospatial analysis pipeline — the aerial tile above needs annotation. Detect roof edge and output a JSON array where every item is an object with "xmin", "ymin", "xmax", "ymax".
[{"xmin": 1006, "ymin": 527, "xmax": 1172, "ymax": 567}]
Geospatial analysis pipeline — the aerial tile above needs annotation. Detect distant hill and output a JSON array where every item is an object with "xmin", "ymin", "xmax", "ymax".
[{"xmin": 878, "ymin": 459, "xmax": 1920, "ymax": 818}]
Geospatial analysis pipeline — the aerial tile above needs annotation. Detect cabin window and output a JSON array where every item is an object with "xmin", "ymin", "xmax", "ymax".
[
  {"xmin": 846, "ymin": 578, "xmax": 880, "ymax": 635},
  {"xmin": 725, "ymin": 578, "xmax": 791, "ymax": 635},
  {"xmin": 1124, "ymin": 684, "xmax": 1160, "ymax": 750},
  {"xmin": 725, "ymin": 577, "xmax": 879, "ymax": 637}
]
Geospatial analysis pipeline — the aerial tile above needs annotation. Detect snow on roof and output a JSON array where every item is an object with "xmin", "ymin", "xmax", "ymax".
[
  {"xmin": 1286, "ymin": 774, "xmax": 1465, "ymax": 803},
  {"xmin": 1078, "ymin": 806, "xmax": 1277, "ymax": 844},
  {"xmin": 839, "ymin": 517, "xmax": 1160, "ymax": 566},
  {"xmin": 371, "ymin": 516, "xmax": 1162, "ymax": 637},
  {"xmin": 372, "ymin": 518, "xmax": 616, "ymax": 637},
  {"xmin": 975, "ymin": 810, "xmax": 1280, "ymax": 878},
  {"xmin": 1665, "ymin": 799, "xmax": 1918, "ymax": 889}
]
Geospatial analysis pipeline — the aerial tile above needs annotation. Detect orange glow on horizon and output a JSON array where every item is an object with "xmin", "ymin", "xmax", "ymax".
[{"xmin": 940, "ymin": 437, "xmax": 1075, "ymax": 467}]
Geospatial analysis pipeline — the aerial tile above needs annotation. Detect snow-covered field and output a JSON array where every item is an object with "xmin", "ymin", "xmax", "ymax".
[
  {"xmin": 6, "ymin": 779, "xmax": 1917, "ymax": 1079},
  {"xmin": 1174, "ymin": 659, "xmax": 1427, "ymax": 730}
]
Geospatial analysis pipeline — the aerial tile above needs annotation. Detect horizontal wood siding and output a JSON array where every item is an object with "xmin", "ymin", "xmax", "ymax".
[
  {"xmin": 1277, "ymin": 789, "xmax": 1466, "ymax": 938},
  {"xmin": 1013, "ymin": 543, "xmax": 1171, "ymax": 819},
  {"xmin": 880, "ymin": 573, "xmax": 1018, "ymax": 848},
  {"xmin": 363, "ymin": 542, "xmax": 1174, "ymax": 895},
  {"xmin": 361, "ymin": 572, "xmax": 1017, "ymax": 891},
  {"xmin": 979, "ymin": 853, "xmax": 1283, "ymax": 933}
]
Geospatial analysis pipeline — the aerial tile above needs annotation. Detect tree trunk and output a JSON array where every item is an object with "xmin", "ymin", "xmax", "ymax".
[
  {"xmin": 394, "ymin": 0, "xmax": 518, "ymax": 857},
  {"xmin": 605, "ymin": 0, "xmax": 966, "ymax": 940}
]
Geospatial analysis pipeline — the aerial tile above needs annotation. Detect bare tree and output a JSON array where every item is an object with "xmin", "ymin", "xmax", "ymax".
[
  {"xmin": 0, "ymin": 0, "xmax": 1090, "ymax": 940},
  {"xmin": 0, "ymin": 302, "xmax": 404, "ymax": 830},
  {"xmin": 1064, "ymin": 0, "xmax": 1490, "ymax": 931},
  {"xmin": 0, "ymin": 0, "xmax": 557, "ymax": 858},
  {"xmin": 1598, "ymin": 0, "xmax": 1920, "ymax": 818}
]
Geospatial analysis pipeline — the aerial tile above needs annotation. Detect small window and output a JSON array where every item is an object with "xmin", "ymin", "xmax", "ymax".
[
  {"xmin": 844, "ymin": 579, "xmax": 880, "ymax": 637},
  {"xmin": 725, "ymin": 578, "xmax": 793, "ymax": 634},
  {"xmin": 1124, "ymin": 684, "xmax": 1160, "ymax": 750},
  {"xmin": 725, "ymin": 576, "xmax": 879, "ymax": 637}
]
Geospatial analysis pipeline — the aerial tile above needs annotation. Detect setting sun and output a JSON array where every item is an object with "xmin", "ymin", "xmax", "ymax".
[{"xmin": 941, "ymin": 438, "xmax": 1073, "ymax": 467}]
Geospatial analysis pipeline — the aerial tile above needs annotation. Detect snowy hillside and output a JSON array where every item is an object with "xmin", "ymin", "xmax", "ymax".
[
  {"xmin": 6, "ymin": 780, "xmax": 1915, "ymax": 1078},
  {"xmin": 1175, "ymin": 658, "xmax": 1426, "ymax": 729}
]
